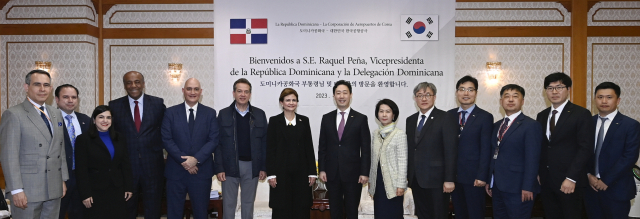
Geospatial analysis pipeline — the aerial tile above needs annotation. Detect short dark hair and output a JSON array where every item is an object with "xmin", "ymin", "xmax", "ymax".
[
  {"xmin": 594, "ymin": 82, "xmax": 621, "ymax": 97},
  {"xmin": 544, "ymin": 72, "xmax": 572, "ymax": 88},
  {"xmin": 55, "ymin": 84, "xmax": 79, "ymax": 98},
  {"xmin": 89, "ymin": 105, "xmax": 117, "ymax": 140},
  {"xmin": 333, "ymin": 80, "xmax": 352, "ymax": 94},
  {"xmin": 500, "ymin": 84, "xmax": 526, "ymax": 98},
  {"xmin": 456, "ymin": 75, "xmax": 478, "ymax": 90},
  {"xmin": 122, "ymin": 71, "xmax": 145, "ymax": 83},
  {"xmin": 375, "ymin": 99, "xmax": 399, "ymax": 122},
  {"xmin": 279, "ymin": 88, "xmax": 299, "ymax": 102},
  {"xmin": 233, "ymin": 78, "xmax": 252, "ymax": 92},
  {"xmin": 25, "ymin": 70, "xmax": 51, "ymax": 85}
]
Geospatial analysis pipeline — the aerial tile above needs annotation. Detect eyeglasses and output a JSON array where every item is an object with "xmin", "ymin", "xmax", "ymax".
[
  {"xmin": 415, "ymin": 94, "xmax": 434, "ymax": 100},
  {"xmin": 545, "ymin": 86, "xmax": 567, "ymax": 92},
  {"xmin": 457, "ymin": 88, "xmax": 476, "ymax": 92}
]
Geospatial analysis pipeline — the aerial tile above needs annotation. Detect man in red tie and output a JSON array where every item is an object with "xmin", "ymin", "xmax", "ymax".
[{"xmin": 108, "ymin": 71, "xmax": 166, "ymax": 219}]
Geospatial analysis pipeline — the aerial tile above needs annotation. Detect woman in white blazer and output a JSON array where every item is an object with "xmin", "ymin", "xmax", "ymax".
[{"xmin": 368, "ymin": 99, "xmax": 408, "ymax": 219}]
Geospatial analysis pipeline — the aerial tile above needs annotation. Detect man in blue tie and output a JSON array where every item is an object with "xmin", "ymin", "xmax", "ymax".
[
  {"xmin": 55, "ymin": 84, "xmax": 90, "ymax": 219},
  {"xmin": 162, "ymin": 78, "xmax": 219, "ymax": 219},
  {"xmin": 585, "ymin": 82, "xmax": 640, "ymax": 218}
]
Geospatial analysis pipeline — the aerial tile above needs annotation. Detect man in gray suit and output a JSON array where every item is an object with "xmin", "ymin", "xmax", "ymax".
[{"xmin": 0, "ymin": 70, "xmax": 68, "ymax": 219}]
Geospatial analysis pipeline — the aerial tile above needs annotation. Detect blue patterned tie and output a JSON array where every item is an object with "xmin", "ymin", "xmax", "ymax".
[
  {"xmin": 460, "ymin": 111, "xmax": 468, "ymax": 126},
  {"xmin": 65, "ymin": 115, "xmax": 76, "ymax": 170},
  {"xmin": 417, "ymin": 115, "xmax": 426, "ymax": 133},
  {"xmin": 40, "ymin": 106, "xmax": 52, "ymax": 137}
]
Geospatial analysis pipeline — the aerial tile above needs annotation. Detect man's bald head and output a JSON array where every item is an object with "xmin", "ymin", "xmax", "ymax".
[
  {"xmin": 123, "ymin": 71, "xmax": 145, "ymax": 100},
  {"xmin": 183, "ymin": 78, "xmax": 202, "ymax": 107}
]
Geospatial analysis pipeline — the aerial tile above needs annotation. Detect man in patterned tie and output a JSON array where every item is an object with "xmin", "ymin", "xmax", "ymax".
[
  {"xmin": 0, "ymin": 70, "xmax": 68, "ymax": 219},
  {"xmin": 55, "ymin": 84, "xmax": 90, "ymax": 219},
  {"xmin": 317, "ymin": 80, "xmax": 371, "ymax": 219}
]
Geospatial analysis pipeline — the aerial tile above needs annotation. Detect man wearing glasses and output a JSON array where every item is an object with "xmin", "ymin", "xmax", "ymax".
[
  {"xmin": 448, "ymin": 76, "xmax": 494, "ymax": 219},
  {"xmin": 536, "ymin": 72, "xmax": 593, "ymax": 219},
  {"xmin": 406, "ymin": 82, "xmax": 458, "ymax": 218}
]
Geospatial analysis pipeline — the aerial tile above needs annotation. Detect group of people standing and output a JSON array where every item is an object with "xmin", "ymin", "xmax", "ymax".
[{"xmin": 0, "ymin": 69, "xmax": 638, "ymax": 219}]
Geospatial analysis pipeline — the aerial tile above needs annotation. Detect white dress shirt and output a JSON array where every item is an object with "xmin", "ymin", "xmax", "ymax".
[
  {"xmin": 416, "ymin": 106, "xmax": 435, "ymax": 127},
  {"xmin": 60, "ymin": 111, "xmax": 82, "ymax": 139},
  {"xmin": 546, "ymin": 99, "xmax": 568, "ymax": 139},
  {"xmin": 185, "ymin": 102, "xmax": 199, "ymax": 121},
  {"xmin": 128, "ymin": 93, "xmax": 144, "ymax": 120},
  {"xmin": 594, "ymin": 109, "xmax": 618, "ymax": 178},
  {"xmin": 336, "ymin": 107, "xmax": 351, "ymax": 130}
]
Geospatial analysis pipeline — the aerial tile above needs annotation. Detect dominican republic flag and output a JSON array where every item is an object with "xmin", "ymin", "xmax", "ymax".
[
  {"xmin": 400, "ymin": 15, "xmax": 438, "ymax": 41},
  {"xmin": 230, "ymin": 18, "xmax": 268, "ymax": 44}
]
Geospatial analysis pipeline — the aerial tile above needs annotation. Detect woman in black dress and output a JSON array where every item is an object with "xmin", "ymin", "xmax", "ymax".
[
  {"xmin": 266, "ymin": 88, "xmax": 317, "ymax": 219},
  {"xmin": 75, "ymin": 105, "xmax": 133, "ymax": 219}
]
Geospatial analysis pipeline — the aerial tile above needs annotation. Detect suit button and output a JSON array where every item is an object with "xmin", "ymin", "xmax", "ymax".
[
  {"xmin": 339, "ymin": 145, "xmax": 341, "ymax": 147},
  {"xmin": 548, "ymin": 146, "xmax": 551, "ymax": 148},
  {"xmin": 58, "ymin": 168, "xmax": 61, "ymax": 171},
  {"xmin": 58, "ymin": 155, "xmax": 60, "ymax": 158},
  {"xmin": 44, "ymin": 170, "xmax": 47, "ymax": 172},
  {"xmin": 39, "ymin": 144, "xmax": 42, "ymax": 147},
  {"xmin": 46, "ymin": 156, "xmax": 50, "ymax": 159}
]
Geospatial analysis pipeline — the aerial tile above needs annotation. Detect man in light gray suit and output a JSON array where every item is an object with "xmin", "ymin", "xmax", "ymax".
[{"xmin": 0, "ymin": 70, "xmax": 68, "ymax": 219}]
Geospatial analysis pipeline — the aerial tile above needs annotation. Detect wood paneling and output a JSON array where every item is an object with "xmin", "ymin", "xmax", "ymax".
[
  {"xmin": 588, "ymin": 26, "xmax": 640, "ymax": 36},
  {"xmin": 0, "ymin": 0, "xmax": 10, "ymax": 10},
  {"xmin": 571, "ymin": 0, "xmax": 588, "ymax": 107},
  {"xmin": 0, "ymin": 24, "xmax": 99, "ymax": 37},
  {"xmin": 103, "ymin": 28, "xmax": 213, "ymax": 39},
  {"xmin": 456, "ymin": 26, "xmax": 571, "ymax": 37}
]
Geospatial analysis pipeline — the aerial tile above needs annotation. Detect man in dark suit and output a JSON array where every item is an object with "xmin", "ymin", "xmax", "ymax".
[
  {"xmin": 214, "ymin": 78, "xmax": 268, "ymax": 219},
  {"xmin": 162, "ymin": 78, "xmax": 219, "ymax": 219},
  {"xmin": 585, "ymin": 82, "xmax": 640, "ymax": 218},
  {"xmin": 109, "ymin": 71, "xmax": 166, "ymax": 219},
  {"xmin": 536, "ymin": 72, "xmax": 593, "ymax": 219},
  {"xmin": 55, "ymin": 84, "xmax": 90, "ymax": 219},
  {"xmin": 448, "ymin": 76, "xmax": 493, "ymax": 219},
  {"xmin": 318, "ymin": 80, "xmax": 371, "ymax": 219},
  {"xmin": 406, "ymin": 82, "xmax": 458, "ymax": 218},
  {"xmin": 486, "ymin": 84, "xmax": 542, "ymax": 218}
]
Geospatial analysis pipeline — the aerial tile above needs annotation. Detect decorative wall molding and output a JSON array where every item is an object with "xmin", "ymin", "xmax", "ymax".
[
  {"xmin": 103, "ymin": 39, "xmax": 214, "ymax": 107},
  {"xmin": 588, "ymin": 1, "xmax": 640, "ymax": 26},
  {"xmin": 0, "ymin": 0, "xmax": 97, "ymax": 26},
  {"xmin": 456, "ymin": 2, "xmax": 570, "ymax": 26},
  {"xmin": 455, "ymin": 37, "xmax": 571, "ymax": 121},
  {"xmin": 587, "ymin": 37, "xmax": 640, "ymax": 121},
  {"xmin": 104, "ymin": 4, "xmax": 213, "ymax": 28},
  {"xmin": 0, "ymin": 35, "xmax": 99, "ymax": 115}
]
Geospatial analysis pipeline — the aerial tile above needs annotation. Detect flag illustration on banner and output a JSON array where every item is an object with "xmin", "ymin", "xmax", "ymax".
[
  {"xmin": 400, "ymin": 15, "xmax": 438, "ymax": 41},
  {"xmin": 230, "ymin": 18, "xmax": 268, "ymax": 44}
]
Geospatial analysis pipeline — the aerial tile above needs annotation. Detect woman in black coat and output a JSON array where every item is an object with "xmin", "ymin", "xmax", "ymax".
[
  {"xmin": 75, "ymin": 105, "xmax": 133, "ymax": 219},
  {"xmin": 266, "ymin": 88, "xmax": 317, "ymax": 219}
]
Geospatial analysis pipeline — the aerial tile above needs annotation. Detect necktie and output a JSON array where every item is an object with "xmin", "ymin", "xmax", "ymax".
[
  {"xmin": 460, "ymin": 111, "xmax": 468, "ymax": 126},
  {"xmin": 134, "ymin": 100, "xmax": 141, "ymax": 132},
  {"xmin": 65, "ymin": 115, "xmax": 76, "ymax": 170},
  {"xmin": 595, "ymin": 117, "xmax": 607, "ymax": 176},
  {"xmin": 550, "ymin": 110, "xmax": 558, "ymax": 134},
  {"xmin": 417, "ymin": 115, "xmax": 426, "ymax": 133},
  {"xmin": 40, "ymin": 106, "xmax": 52, "ymax": 137},
  {"xmin": 338, "ymin": 112, "xmax": 346, "ymax": 141},
  {"xmin": 188, "ymin": 108, "xmax": 195, "ymax": 135},
  {"xmin": 498, "ymin": 117, "xmax": 511, "ymax": 142}
]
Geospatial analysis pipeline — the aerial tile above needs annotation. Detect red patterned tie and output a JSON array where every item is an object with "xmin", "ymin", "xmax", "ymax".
[{"xmin": 134, "ymin": 100, "xmax": 141, "ymax": 132}]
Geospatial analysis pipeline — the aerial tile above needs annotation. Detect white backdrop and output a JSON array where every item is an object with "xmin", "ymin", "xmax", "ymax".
[{"xmin": 214, "ymin": 0, "xmax": 456, "ymax": 151}]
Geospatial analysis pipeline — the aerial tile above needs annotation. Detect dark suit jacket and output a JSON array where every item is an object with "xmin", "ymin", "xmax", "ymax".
[
  {"xmin": 406, "ymin": 108, "xmax": 458, "ymax": 189},
  {"xmin": 537, "ymin": 101, "xmax": 594, "ymax": 188},
  {"xmin": 162, "ymin": 103, "xmax": 219, "ymax": 180},
  {"xmin": 213, "ymin": 101, "xmax": 268, "ymax": 178},
  {"xmin": 318, "ymin": 109, "xmax": 371, "ymax": 182},
  {"xmin": 266, "ymin": 113, "xmax": 316, "ymax": 208},
  {"xmin": 109, "ymin": 94, "xmax": 166, "ymax": 178},
  {"xmin": 62, "ymin": 112, "xmax": 90, "ymax": 175},
  {"xmin": 489, "ymin": 113, "xmax": 542, "ymax": 193},
  {"xmin": 448, "ymin": 106, "xmax": 493, "ymax": 185},
  {"xmin": 75, "ymin": 131, "xmax": 134, "ymax": 200},
  {"xmin": 587, "ymin": 112, "xmax": 640, "ymax": 201}
]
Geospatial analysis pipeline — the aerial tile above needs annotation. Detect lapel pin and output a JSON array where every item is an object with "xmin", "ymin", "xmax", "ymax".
[
  {"xmin": 517, "ymin": 122, "xmax": 520, "ymax": 124},
  {"xmin": 616, "ymin": 123, "xmax": 619, "ymax": 125},
  {"xmin": 351, "ymin": 116, "xmax": 353, "ymax": 117},
  {"xmin": 568, "ymin": 111, "xmax": 571, "ymax": 112},
  {"xmin": 431, "ymin": 117, "xmax": 433, "ymax": 119},
  {"xmin": 299, "ymin": 119, "xmax": 302, "ymax": 121},
  {"xmin": 472, "ymin": 115, "xmax": 475, "ymax": 117}
]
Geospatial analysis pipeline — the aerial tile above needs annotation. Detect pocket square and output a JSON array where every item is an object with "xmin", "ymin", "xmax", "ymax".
[{"xmin": 58, "ymin": 122, "xmax": 63, "ymax": 126}]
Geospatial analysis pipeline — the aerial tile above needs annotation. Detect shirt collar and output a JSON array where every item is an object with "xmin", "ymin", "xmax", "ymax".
[
  {"xmin": 285, "ymin": 114, "xmax": 297, "ymax": 126},
  {"xmin": 599, "ymin": 109, "xmax": 618, "ymax": 121},
  {"xmin": 458, "ymin": 104, "xmax": 476, "ymax": 114},
  {"xmin": 505, "ymin": 111, "xmax": 522, "ymax": 123},
  {"xmin": 185, "ymin": 102, "xmax": 199, "ymax": 112},
  {"xmin": 551, "ymin": 99, "xmax": 569, "ymax": 113},
  {"xmin": 419, "ymin": 106, "xmax": 435, "ymax": 118},
  {"xmin": 27, "ymin": 97, "xmax": 44, "ymax": 109},
  {"xmin": 235, "ymin": 103, "xmax": 249, "ymax": 114},
  {"xmin": 128, "ymin": 93, "xmax": 145, "ymax": 105},
  {"xmin": 60, "ymin": 110, "xmax": 77, "ymax": 119},
  {"xmin": 337, "ymin": 107, "xmax": 351, "ymax": 114}
]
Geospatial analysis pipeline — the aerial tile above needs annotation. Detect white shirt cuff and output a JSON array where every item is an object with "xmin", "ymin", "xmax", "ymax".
[
  {"xmin": 566, "ymin": 177, "xmax": 576, "ymax": 183},
  {"xmin": 11, "ymin": 189, "xmax": 23, "ymax": 195},
  {"xmin": 309, "ymin": 175, "xmax": 318, "ymax": 178},
  {"xmin": 266, "ymin": 175, "xmax": 276, "ymax": 180}
]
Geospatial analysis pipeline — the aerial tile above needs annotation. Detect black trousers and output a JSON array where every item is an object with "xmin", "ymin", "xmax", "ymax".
[
  {"xmin": 541, "ymin": 184, "xmax": 584, "ymax": 219},
  {"xmin": 59, "ymin": 170, "xmax": 84, "ymax": 219},
  {"xmin": 411, "ymin": 177, "xmax": 449, "ymax": 219},
  {"xmin": 126, "ymin": 167, "xmax": 164, "ymax": 219},
  {"xmin": 326, "ymin": 178, "xmax": 362, "ymax": 219}
]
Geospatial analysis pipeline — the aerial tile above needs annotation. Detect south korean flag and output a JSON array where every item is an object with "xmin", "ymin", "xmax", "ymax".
[{"xmin": 401, "ymin": 15, "xmax": 439, "ymax": 41}]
